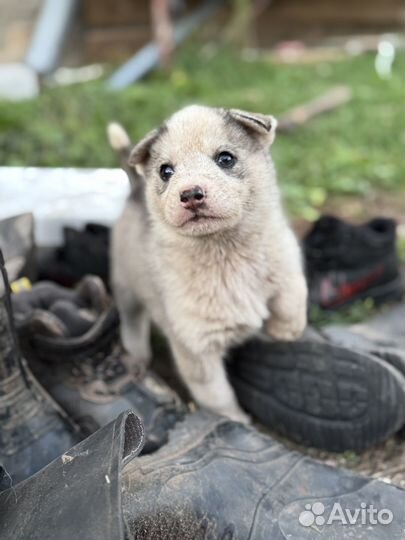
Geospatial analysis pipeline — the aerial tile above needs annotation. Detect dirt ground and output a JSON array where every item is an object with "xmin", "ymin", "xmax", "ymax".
[{"xmin": 273, "ymin": 430, "xmax": 405, "ymax": 489}]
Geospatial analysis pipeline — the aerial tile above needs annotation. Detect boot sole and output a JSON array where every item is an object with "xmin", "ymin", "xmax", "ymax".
[{"xmin": 228, "ymin": 340, "xmax": 405, "ymax": 452}]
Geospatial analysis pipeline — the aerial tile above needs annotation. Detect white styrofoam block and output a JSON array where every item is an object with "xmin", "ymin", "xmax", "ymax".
[{"xmin": 0, "ymin": 167, "xmax": 130, "ymax": 246}]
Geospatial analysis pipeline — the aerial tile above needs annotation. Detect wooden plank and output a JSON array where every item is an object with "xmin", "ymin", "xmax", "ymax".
[
  {"xmin": 278, "ymin": 86, "xmax": 353, "ymax": 133},
  {"xmin": 83, "ymin": 26, "xmax": 152, "ymax": 62},
  {"xmin": 257, "ymin": 0, "xmax": 404, "ymax": 25},
  {"xmin": 0, "ymin": 21, "xmax": 34, "ymax": 62},
  {"xmin": 82, "ymin": 0, "xmax": 205, "ymax": 28},
  {"xmin": 82, "ymin": 0, "xmax": 150, "ymax": 27},
  {"xmin": 253, "ymin": 0, "xmax": 404, "ymax": 45}
]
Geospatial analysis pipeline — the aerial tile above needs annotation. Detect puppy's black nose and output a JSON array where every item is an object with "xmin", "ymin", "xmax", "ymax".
[{"xmin": 180, "ymin": 186, "xmax": 205, "ymax": 209}]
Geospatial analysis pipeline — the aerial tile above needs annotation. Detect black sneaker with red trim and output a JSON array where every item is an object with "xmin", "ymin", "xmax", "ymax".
[{"xmin": 304, "ymin": 215, "xmax": 403, "ymax": 310}]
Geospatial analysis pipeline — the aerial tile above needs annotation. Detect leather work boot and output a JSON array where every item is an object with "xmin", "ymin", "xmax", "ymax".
[
  {"xmin": 12, "ymin": 276, "xmax": 185, "ymax": 453},
  {"xmin": 0, "ymin": 250, "xmax": 81, "ymax": 485},
  {"xmin": 228, "ymin": 316, "xmax": 405, "ymax": 453},
  {"xmin": 121, "ymin": 412, "xmax": 405, "ymax": 539},
  {"xmin": 2, "ymin": 410, "xmax": 403, "ymax": 540}
]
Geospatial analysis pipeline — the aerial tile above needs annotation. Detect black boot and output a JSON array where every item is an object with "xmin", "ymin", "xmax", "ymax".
[
  {"xmin": 122, "ymin": 412, "xmax": 405, "ymax": 539},
  {"xmin": 2, "ymin": 411, "xmax": 404, "ymax": 540},
  {"xmin": 0, "ymin": 410, "xmax": 144, "ymax": 540},
  {"xmin": 0, "ymin": 250, "xmax": 81, "ymax": 485},
  {"xmin": 12, "ymin": 276, "xmax": 185, "ymax": 453},
  {"xmin": 122, "ymin": 413, "xmax": 405, "ymax": 540},
  {"xmin": 228, "ymin": 322, "xmax": 405, "ymax": 452}
]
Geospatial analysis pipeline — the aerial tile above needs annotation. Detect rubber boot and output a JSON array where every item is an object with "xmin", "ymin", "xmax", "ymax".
[{"xmin": 0, "ymin": 250, "xmax": 81, "ymax": 484}]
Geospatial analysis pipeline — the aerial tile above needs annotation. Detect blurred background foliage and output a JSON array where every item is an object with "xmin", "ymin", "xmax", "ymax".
[{"xmin": 0, "ymin": 43, "xmax": 403, "ymax": 220}]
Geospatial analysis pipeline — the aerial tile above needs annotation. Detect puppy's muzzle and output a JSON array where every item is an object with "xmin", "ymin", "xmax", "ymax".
[{"xmin": 180, "ymin": 186, "xmax": 205, "ymax": 210}]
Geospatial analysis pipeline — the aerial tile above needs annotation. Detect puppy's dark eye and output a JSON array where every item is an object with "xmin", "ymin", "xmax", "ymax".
[
  {"xmin": 215, "ymin": 151, "xmax": 236, "ymax": 169},
  {"xmin": 159, "ymin": 163, "xmax": 175, "ymax": 182}
]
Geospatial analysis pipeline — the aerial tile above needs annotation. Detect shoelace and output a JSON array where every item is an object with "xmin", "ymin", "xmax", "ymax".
[
  {"xmin": 94, "ymin": 342, "xmax": 128, "ymax": 383},
  {"xmin": 70, "ymin": 343, "xmax": 127, "ymax": 385}
]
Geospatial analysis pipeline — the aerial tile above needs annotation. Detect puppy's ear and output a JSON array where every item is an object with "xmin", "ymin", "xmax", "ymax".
[
  {"xmin": 128, "ymin": 128, "xmax": 161, "ymax": 176},
  {"xmin": 228, "ymin": 109, "xmax": 277, "ymax": 146}
]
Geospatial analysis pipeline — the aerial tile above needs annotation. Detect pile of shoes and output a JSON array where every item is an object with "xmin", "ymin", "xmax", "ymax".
[
  {"xmin": 29, "ymin": 214, "xmax": 405, "ymax": 308},
  {"xmin": 0, "ymin": 213, "xmax": 404, "ymax": 539},
  {"xmin": 3, "ymin": 409, "xmax": 405, "ymax": 540}
]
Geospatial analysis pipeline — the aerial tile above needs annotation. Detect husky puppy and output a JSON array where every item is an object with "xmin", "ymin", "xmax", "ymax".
[{"xmin": 108, "ymin": 105, "xmax": 307, "ymax": 423}]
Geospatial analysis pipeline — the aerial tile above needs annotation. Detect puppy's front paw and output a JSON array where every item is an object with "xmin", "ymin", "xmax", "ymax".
[
  {"xmin": 266, "ymin": 315, "xmax": 306, "ymax": 342},
  {"xmin": 267, "ymin": 276, "xmax": 308, "ymax": 341}
]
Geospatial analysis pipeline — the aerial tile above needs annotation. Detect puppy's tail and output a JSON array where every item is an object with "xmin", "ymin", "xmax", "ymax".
[
  {"xmin": 107, "ymin": 122, "xmax": 142, "ymax": 198},
  {"xmin": 107, "ymin": 122, "xmax": 131, "ymax": 155}
]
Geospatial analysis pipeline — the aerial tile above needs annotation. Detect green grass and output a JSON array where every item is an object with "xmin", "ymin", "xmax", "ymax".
[
  {"xmin": 0, "ymin": 43, "xmax": 403, "ymax": 220},
  {"xmin": 309, "ymin": 298, "xmax": 377, "ymax": 327},
  {"xmin": 398, "ymin": 235, "xmax": 405, "ymax": 262}
]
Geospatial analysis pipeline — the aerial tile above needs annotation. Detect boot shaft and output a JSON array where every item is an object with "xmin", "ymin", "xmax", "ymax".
[
  {"xmin": 0, "ymin": 250, "xmax": 26, "ymax": 382},
  {"xmin": 0, "ymin": 250, "xmax": 80, "ymax": 481},
  {"xmin": 0, "ymin": 251, "xmax": 49, "ymax": 453}
]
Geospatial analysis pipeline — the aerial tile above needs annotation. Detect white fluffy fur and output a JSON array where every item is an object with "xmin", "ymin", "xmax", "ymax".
[{"xmin": 111, "ymin": 105, "xmax": 307, "ymax": 423}]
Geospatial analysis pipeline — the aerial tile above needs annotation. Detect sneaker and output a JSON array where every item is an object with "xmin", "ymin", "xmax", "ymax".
[
  {"xmin": 228, "ymin": 327, "xmax": 405, "ymax": 452},
  {"xmin": 304, "ymin": 215, "xmax": 403, "ymax": 309}
]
